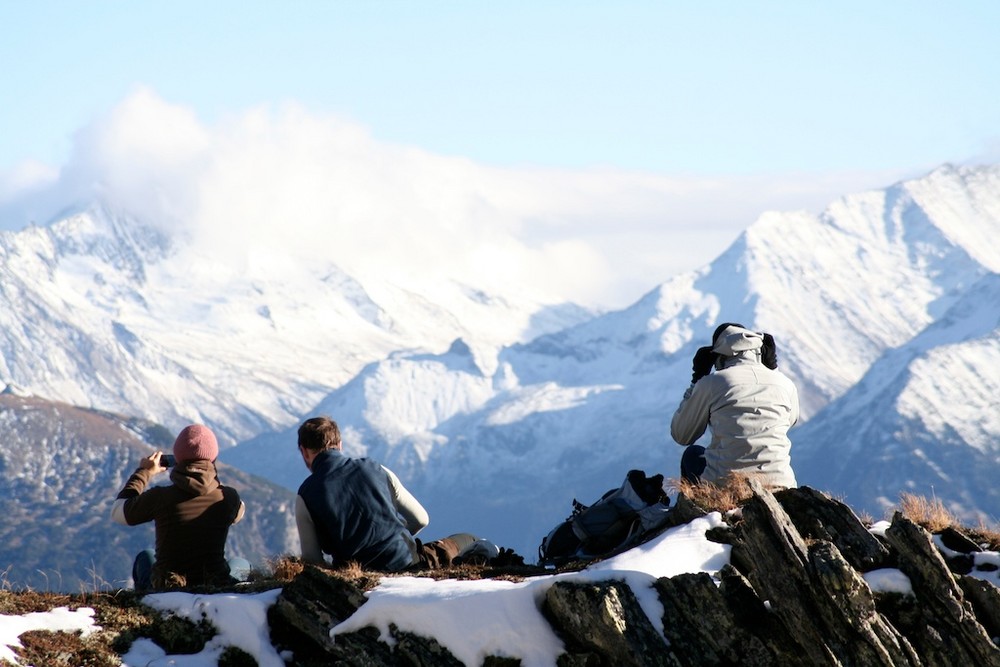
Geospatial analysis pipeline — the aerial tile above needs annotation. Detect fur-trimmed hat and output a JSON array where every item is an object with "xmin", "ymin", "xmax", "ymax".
[{"xmin": 173, "ymin": 424, "xmax": 219, "ymax": 462}]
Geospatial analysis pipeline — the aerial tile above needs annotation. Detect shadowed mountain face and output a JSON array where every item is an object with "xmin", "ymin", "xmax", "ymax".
[{"xmin": 0, "ymin": 393, "xmax": 296, "ymax": 591}]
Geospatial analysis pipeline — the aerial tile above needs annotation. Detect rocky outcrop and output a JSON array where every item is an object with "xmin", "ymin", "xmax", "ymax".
[{"xmin": 269, "ymin": 481, "xmax": 1000, "ymax": 666}]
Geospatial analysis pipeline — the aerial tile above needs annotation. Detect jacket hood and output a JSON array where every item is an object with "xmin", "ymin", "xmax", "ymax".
[
  {"xmin": 712, "ymin": 326, "xmax": 764, "ymax": 357},
  {"xmin": 168, "ymin": 459, "xmax": 222, "ymax": 496}
]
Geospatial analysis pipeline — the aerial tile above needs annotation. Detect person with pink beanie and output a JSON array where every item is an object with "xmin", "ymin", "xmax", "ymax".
[{"xmin": 111, "ymin": 424, "xmax": 250, "ymax": 589}]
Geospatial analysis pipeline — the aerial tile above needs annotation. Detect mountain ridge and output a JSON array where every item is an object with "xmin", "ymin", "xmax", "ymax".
[
  {"xmin": 0, "ymin": 393, "xmax": 297, "ymax": 591},
  {"xmin": 1, "ymin": 162, "xmax": 998, "ymax": 564}
]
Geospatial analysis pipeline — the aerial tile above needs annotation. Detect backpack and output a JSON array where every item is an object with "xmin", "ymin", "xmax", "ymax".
[{"xmin": 538, "ymin": 469, "xmax": 671, "ymax": 567}]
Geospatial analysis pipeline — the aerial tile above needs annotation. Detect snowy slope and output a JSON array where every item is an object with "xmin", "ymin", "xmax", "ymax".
[
  {"xmin": 2, "ymin": 164, "xmax": 999, "ymax": 562},
  {"xmin": 794, "ymin": 271, "xmax": 1000, "ymax": 522},
  {"xmin": 224, "ymin": 338, "xmax": 500, "ymax": 490},
  {"xmin": 229, "ymin": 164, "xmax": 1000, "ymax": 556},
  {"xmin": 0, "ymin": 205, "xmax": 592, "ymax": 446}
]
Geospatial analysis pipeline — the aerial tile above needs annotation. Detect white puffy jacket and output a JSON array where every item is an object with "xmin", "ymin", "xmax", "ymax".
[{"xmin": 671, "ymin": 326, "xmax": 799, "ymax": 488}]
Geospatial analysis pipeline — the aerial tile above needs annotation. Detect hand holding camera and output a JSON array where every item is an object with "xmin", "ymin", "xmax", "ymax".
[
  {"xmin": 761, "ymin": 333, "xmax": 778, "ymax": 369},
  {"xmin": 691, "ymin": 346, "xmax": 716, "ymax": 383},
  {"xmin": 139, "ymin": 451, "xmax": 174, "ymax": 473}
]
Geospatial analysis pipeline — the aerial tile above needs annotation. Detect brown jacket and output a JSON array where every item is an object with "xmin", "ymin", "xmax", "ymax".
[{"xmin": 113, "ymin": 460, "xmax": 244, "ymax": 587}]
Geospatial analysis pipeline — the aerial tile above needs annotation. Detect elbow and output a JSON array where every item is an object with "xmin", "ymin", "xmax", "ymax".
[
  {"xmin": 669, "ymin": 423, "xmax": 690, "ymax": 446},
  {"xmin": 233, "ymin": 501, "xmax": 246, "ymax": 525},
  {"xmin": 670, "ymin": 426, "xmax": 699, "ymax": 447}
]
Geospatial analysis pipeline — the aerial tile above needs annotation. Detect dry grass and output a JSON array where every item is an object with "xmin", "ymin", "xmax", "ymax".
[
  {"xmin": 896, "ymin": 492, "xmax": 961, "ymax": 533},
  {"xmin": 0, "ymin": 587, "xmax": 221, "ymax": 667},
  {"xmin": 855, "ymin": 509, "xmax": 876, "ymax": 526},
  {"xmin": 672, "ymin": 472, "xmax": 761, "ymax": 513},
  {"xmin": 6, "ymin": 627, "xmax": 120, "ymax": 667},
  {"xmin": 324, "ymin": 560, "xmax": 384, "ymax": 592},
  {"xmin": 0, "ymin": 589, "xmax": 78, "ymax": 616},
  {"xmin": 264, "ymin": 555, "xmax": 305, "ymax": 583},
  {"xmin": 967, "ymin": 523, "xmax": 1000, "ymax": 551},
  {"xmin": 892, "ymin": 492, "xmax": 1000, "ymax": 549}
]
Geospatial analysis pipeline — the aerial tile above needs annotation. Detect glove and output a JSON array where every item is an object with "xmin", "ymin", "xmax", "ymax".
[
  {"xmin": 761, "ymin": 333, "xmax": 778, "ymax": 369},
  {"xmin": 490, "ymin": 547, "xmax": 525, "ymax": 567},
  {"xmin": 691, "ymin": 346, "xmax": 716, "ymax": 384}
]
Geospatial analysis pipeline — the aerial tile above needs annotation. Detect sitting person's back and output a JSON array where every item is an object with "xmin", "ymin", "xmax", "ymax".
[
  {"xmin": 671, "ymin": 323, "xmax": 799, "ymax": 488},
  {"xmin": 111, "ymin": 424, "xmax": 247, "ymax": 589},
  {"xmin": 297, "ymin": 444, "xmax": 421, "ymax": 571},
  {"xmin": 294, "ymin": 416, "xmax": 477, "ymax": 571}
]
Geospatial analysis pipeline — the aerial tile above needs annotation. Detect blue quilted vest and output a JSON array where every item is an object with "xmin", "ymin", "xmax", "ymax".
[{"xmin": 297, "ymin": 449, "xmax": 414, "ymax": 571}]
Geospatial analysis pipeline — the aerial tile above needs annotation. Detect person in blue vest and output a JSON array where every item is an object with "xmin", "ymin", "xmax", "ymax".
[{"xmin": 294, "ymin": 415, "xmax": 478, "ymax": 570}]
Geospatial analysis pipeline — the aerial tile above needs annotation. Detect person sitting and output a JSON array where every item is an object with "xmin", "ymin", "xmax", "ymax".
[
  {"xmin": 671, "ymin": 323, "xmax": 799, "ymax": 489},
  {"xmin": 111, "ymin": 424, "xmax": 250, "ymax": 589},
  {"xmin": 294, "ymin": 416, "xmax": 478, "ymax": 570}
]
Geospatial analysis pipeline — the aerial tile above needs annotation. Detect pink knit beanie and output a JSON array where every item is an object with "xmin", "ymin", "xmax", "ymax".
[{"xmin": 173, "ymin": 424, "xmax": 219, "ymax": 462}]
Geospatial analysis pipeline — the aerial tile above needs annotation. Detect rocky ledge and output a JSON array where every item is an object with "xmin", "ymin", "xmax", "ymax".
[{"xmin": 269, "ymin": 480, "xmax": 1000, "ymax": 666}]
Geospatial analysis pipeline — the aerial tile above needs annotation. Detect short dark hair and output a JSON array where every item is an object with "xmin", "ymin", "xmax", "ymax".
[{"xmin": 298, "ymin": 416, "xmax": 342, "ymax": 452}]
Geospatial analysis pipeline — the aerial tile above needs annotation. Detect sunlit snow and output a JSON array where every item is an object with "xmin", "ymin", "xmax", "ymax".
[
  {"xmin": 0, "ymin": 607, "xmax": 99, "ymax": 665},
  {"xmin": 11, "ymin": 514, "xmax": 1000, "ymax": 667}
]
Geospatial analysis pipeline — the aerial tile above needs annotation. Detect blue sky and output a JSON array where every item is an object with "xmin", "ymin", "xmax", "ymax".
[
  {"xmin": 2, "ymin": 1, "xmax": 999, "ymax": 306},
  {"xmin": 4, "ymin": 1, "xmax": 998, "ymax": 173}
]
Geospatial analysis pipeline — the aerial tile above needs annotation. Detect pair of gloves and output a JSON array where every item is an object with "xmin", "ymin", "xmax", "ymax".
[{"xmin": 690, "ymin": 333, "xmax": 778, "ymax": 384}]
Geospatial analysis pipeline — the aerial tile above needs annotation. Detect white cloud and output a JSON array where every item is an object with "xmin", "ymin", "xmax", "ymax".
[
  {"xmin": 0, "ymin": 89, "xmax": 916, "ymax": 308},
  {"xmin": 0, "ymin": 159, "xmax": 60, "ymax": 226}
]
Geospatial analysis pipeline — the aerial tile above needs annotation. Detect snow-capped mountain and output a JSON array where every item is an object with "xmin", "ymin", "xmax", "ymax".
[
  {"xmin": 0, "ymin": 205, "xmax": 592, "ymax": 446},
  {"xmin": 2, "ymin": 163, "xmax": 998, "ymax": 563},
  {"xmin": 228, "ymin": 164, "xmax": 1000, "ymax": 556},
  {"xmin": 794, "ymin": 270, "xmax": 1000, "ymax": 522}
]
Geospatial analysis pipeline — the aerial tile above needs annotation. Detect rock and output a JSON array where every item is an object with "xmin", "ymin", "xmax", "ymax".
[
  {"xmin": 939, "ymin": 526, "xmax": 984, "ymax": 554},
  {"xmin": 268, "ymin": 564, "xmax": 389, "ymax": 663},
  {"xmin": 655, "ymin": 570, "xmax": 778, "ymax": 665},
  {"xmin": 391, "ymin": 624, "xmax": 465, "ymax": 667},
  {"xmin": 264, "ymin": 485, "xmax": 1000, "ymax": 666},
  {"xmin": 957, "ymin": 576, "xmax": 1000, "ymax": 641},
  {"xmin": 776, "ymin": 485, "xmax": 892, "ymax": 570},
  {"xmin": 880, "ymin": 513, "xmax": 1000, "ymax": 666},
  {"xmin": 543, "ymin": 579, "xmax": 677, "ymax": 667},
  {"xmin": 727, "ymin": 479, "xmax": 919, "ymax": 666}
]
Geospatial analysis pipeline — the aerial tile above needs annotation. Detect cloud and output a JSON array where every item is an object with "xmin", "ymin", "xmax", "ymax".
[
  {"xmin": 0, "ymin": 159, "xmax": 61, "ymax": 226},
  {"xmin": 0, "ymin": 89, "xmax": 916, "ymax": 308}
]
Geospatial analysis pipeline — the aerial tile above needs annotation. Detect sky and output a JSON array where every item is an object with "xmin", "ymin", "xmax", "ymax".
[
  {"xmin": 2, "ymin": 1, "xmax": 999, "ymax": 308},
  {"xmin": 7, "ymin": 515, "xmax": 1000, "ymax": 667}
]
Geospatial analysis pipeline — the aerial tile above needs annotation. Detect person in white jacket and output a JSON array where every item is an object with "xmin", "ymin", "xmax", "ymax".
[{"xmin": 671, "ymin": 323, "xmax": 799, "ymax": 489}]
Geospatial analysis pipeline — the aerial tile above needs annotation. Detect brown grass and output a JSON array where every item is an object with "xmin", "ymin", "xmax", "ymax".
[
  {"xmin": 855, "ymin": 509, "xmax": 876, "ymax": 527},
  {"xmin": 264, "ymin": 555, "xmax": 305, "ymax": 583},
  {"xmin": 895, "ymin": 492, "xmax": 960, "ymax": 533},
  {"xmin": 0, "ymin": 587, "xmax": 221, "ymax": 667},
  {"xmin": 0, "ymin": 589, "xmax": 86, "ymax": 616},
  {"xmin": 891, "ymin": 492, "xmax": 1000, "ymax": 549},
  {"xmin": 7, "ymin": 628, "xmax": 120, "ymax": 667},
  {"xmin": 672, "ymin": 472, "xmax": 760, "ymax": 513},
  {"xmin": 967, "ymin": 523, "xmax": 1000, "ymax": 551}
]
